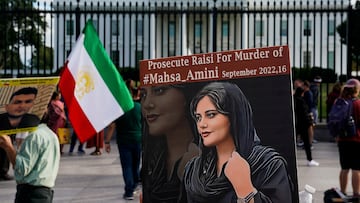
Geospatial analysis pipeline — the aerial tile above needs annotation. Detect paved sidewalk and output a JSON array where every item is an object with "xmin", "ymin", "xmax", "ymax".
[
  {"xmin": 0, "ymin": 135, "xmax": 343, "ymax": 203},
  {"xmin": 296, "ymin": 141, "xmax": 340, "ymax": 202},
  {"xmin": 0, "ymin": 143, "xmax": 138, "ymax": 203}
]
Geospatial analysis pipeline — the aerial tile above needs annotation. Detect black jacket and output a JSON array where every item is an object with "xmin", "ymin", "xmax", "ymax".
[
  {"xmin": 294, "ymin": 95, "xmax": 311, "ymax": 134},
  {"xmin": 183, "ymin": 145, "xmax": 294, "ymax": 203}
]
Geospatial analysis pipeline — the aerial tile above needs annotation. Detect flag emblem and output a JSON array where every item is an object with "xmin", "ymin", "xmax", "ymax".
[
  {"xmin": 75, "ymin": 70, "xmax": 94, "ymax": 100},
  {"xmin": 59, "ymin": 20, "xmax": 134, "ymax": 143}
]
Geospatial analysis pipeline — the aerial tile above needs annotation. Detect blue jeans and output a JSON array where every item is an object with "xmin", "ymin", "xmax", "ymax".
[
  {"xmin": 69, "ymin": 132, "xmax": 83, "ymax": 152},
  {"xmin": 311, "ymin": 107, "xmax": 318, "ymax": 124},
  {"xmin": 117, "ymin": 142, "xmax": 141, "ymax": 197},
  {"xmin": 16, "ymin": 184, "xmax": 53, "ymax": 203}
]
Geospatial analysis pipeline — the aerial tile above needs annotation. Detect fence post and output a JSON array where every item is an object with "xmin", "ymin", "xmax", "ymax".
[
  {"xmin": 346, "ymin": 4, "xmax": 353, "ymax": 79},
  {"xmin": 212, "ymin": 0, "xmax": 217, "ymax": 52},
  {"xmin": 75, "ymin": 0, "xmax": 81, "ymax": 38}
]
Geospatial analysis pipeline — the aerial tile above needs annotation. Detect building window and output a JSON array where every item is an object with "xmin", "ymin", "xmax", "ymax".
[
  {"xmin": 195, "ymin": 21, "xmax": 202, "ymax": 53},
  {"xmin": 169, "ymin": 21, "xmax": 175, "ymax": 56},
  {"xmin": 328, "ymin": 51, "xmax": 334, "ymax": 69},
  {"xmin": 303, "ymin": 51, "xmax": 311, "ymax": 67},
  {"xmin": 303, "ymin": 20, "xmax": 311, "ymax": 36},
  {"xmin": 328, "ymin": 20, "xmax": 335, "ymax": 36},
  {"xmin": 137, "ymin": 19, "xmax": 143, "ymax": 37},
  {"xmin": 66, "ymin": 20, "xmax": 74, "ymax": 36},
  {"xmin": 255, "ymin": 20, "xmax": 263, "ymax": 37},
  {"xmin": 91, "ymin": 20, "xmax": 98, "ymax": 32},
  {"xmin": 222, "ymin": 21, "xmax": 229, "ymax": 49},
  {"xmin": 136, "ymin": 50, "xmax": 143, "ymax": 68},
  {"xmin": 136, "ymin": 19, "xmax": 144, "ymax": 52},
  {"xmin": 280, "ymin": 20, "xmax": 287, "ymax": 37},
  {"xmin": 66, "ymin": 50, "xmax": 71, "ymax": 57},
  {"xmin": 111, "ymin": 20, "xmax": 119, "ymax": 36},
  {"xmin": 111, "ymin": 50, "xmax": 120, "ymax": 68},
  {"xmin": 222, "ymin": 21, "xmax": 229, "ymax": 36}
]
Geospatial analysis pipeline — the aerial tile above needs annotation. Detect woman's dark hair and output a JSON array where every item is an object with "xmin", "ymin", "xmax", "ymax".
[
  {"xmin": 332, "ymin": 83, "xmax": 342, "ymax": 94},
  {"xmin": 51, "ymin": 91, "xmax": 60, "ymax": 100},
  {"xmin": 142, "ymin": 84, "xmax": 199, "ymax": 139},
  {"xmin": 190, "ymin": 82, "xmax": 256, "ymax": 159},
  {"xmin": 141, "ymin": 83, "xmax": 200, "ymax": 201},
  {"xmin": 341, "ymin": 78, "xmax": 360, "ymax": 99},
  {"xmin": 294, "ymin": 87, "xmax": 304, "ymax": 97}
]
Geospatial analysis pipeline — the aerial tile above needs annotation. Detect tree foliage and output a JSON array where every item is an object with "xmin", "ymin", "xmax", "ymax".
[
  {"xmin": 0, "ymin": 0, "xmax": 47, "ymax": 70},
  {"xmin": 31, "ymin": 46, "xmax": 53, "ymax": 70},
  {"xmin": 337, "ymin": 1, "xmax": 360, "ymax": 59},
  {"xmin": 292, "ymin": 67, "xmax": 338, "ymax": 83}
]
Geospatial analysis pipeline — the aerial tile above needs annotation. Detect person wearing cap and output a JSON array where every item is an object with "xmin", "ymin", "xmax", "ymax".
[
  {"xmin": 310, "ymin": 76, "xmax": 322, "ymax": 125},
  {"xmin": 337, "ymin": 78, "xmax": 360, "ymax": 196},
  {"xmin": 309, "ymin": 76, "xmax": 322, "ymax": 146},
  {"xmin": 303, "ymin": 80, "xmax": 316, "ymax": 150}
]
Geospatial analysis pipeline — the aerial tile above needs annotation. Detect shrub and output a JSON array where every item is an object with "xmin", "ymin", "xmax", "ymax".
[{"xmin": 292, "ymin": 67, "xmax": 337, "ymax": 82}]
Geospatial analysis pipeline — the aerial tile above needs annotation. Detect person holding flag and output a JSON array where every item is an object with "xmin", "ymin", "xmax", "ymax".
[
  {"xmin": 105, "ymin": 79, "xmax": 142, "ymax": 200},
  {"xmin": 59, "ymin": 20, "xmax": 134, "ymax": 143}
]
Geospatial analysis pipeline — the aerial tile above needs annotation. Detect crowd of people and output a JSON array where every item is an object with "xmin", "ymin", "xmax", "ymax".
[
  {"xmin": 294, "ymin": 77, "xmax": 360, "ymax": 198},
  {"xmin": 2, "ymin": 76, "xmax": 360, "ymax": 202}
]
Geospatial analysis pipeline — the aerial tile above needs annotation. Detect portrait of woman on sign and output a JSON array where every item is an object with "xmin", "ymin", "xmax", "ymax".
[
  {"xmin": 183, "ymin": 82, "xmax": 294, "ymax": 203},
  {"xmin": 140, "ymin": 84, "xmax": 200, "ymax": 203}
]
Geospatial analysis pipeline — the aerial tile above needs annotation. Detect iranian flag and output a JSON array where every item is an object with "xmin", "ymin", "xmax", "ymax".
[{"xmin": 59, "ymin": 20, "xmax": 134, "ymax": 143}]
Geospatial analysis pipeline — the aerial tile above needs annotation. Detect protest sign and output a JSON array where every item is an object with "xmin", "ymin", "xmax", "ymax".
[
  {"xmin": 140, "ymin": 46, "xmax": 297, "ymax": 202},
  {"xmin": 0, "ymin": 77, "xmax": 59, "ymax": 135}
]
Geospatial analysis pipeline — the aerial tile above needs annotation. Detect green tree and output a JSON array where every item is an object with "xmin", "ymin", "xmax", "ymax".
[
  {"xmin": 337, "ymin": 1, "xmax": 360, "ymax": 62},
  {"xmin": 0, "ymin": 0, "xmax": 47, "ymax": 70},
  {"xmin": 31, "ymin": 46, "xmax": 53, "ymax": 70}
]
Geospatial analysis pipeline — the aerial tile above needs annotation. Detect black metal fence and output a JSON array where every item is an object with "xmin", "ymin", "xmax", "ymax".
[{"xmin": 0, "ymin": 0, "xmax": 359, "ymax": 120}]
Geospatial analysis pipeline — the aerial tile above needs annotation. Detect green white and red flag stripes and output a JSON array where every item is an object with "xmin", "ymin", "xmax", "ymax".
[{"xmin": 59, "ymin": 20, "xmax": 134, "ymax": 143}]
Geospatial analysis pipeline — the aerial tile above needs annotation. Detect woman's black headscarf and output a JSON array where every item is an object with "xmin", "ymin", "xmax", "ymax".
[
  {"xmin": 184, "ymin": 82, "xmax": 258, "ymax": 201},
  {"xmin": 185, "ymin": 81, "xmax": 294, "ymax": 202},
  {"xmin": 190, "ymin": 82, "xmax": 256, "ymax": 158}
]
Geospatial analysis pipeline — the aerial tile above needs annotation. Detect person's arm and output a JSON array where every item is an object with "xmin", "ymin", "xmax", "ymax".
[
  {"xmin": 225, "ymin": 151, "xmax": 256, "ymax": 203},
  {"xmin": 227, "ymin": 147, "xmax": 293, "ymax": 203},
  {"xmin": 352, "ymin": 100, "xmax": 360, "ymax": 130},
  {"xmin": 0, "ymin": 135, "xmax": 17, "ymax": 166},
  {"xmin": 104, "ymin": 122, "xmax": 116, "ymax": 153}
]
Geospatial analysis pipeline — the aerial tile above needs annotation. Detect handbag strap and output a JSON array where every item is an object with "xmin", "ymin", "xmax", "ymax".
[{"xmin": 348, "ymin": 99, "xmax": 354, "ymax": 117}]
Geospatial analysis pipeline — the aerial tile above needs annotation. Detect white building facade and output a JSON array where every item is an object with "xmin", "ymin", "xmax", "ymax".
[{"xmin": 53, "ymin": 0, "xmax": 351, "ymax": 76}]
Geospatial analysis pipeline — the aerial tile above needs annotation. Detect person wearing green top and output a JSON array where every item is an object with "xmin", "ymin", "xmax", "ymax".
[
  {"xmin": 0, "ymin": 123, "xmax": 60, "ymax": 203},
  {"xmin": 105, "ymin": 79, "xmax": 142, "ymax": 200}
]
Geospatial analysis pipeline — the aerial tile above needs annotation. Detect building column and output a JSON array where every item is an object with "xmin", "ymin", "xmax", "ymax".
[
  {"xmin": 181, "ymin": 13, "xmax": 187, "ymax": 55},
  {"xmin": 242, "ymin": 11, "xmax": 248, "ymax": 49},
  {"xmin": 150, "ymin": 13, "xmax": 156, "ymax": 59},
  {"xmin": 208, "ymin": 14, "xmax": 214, "ymax": 53}
]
